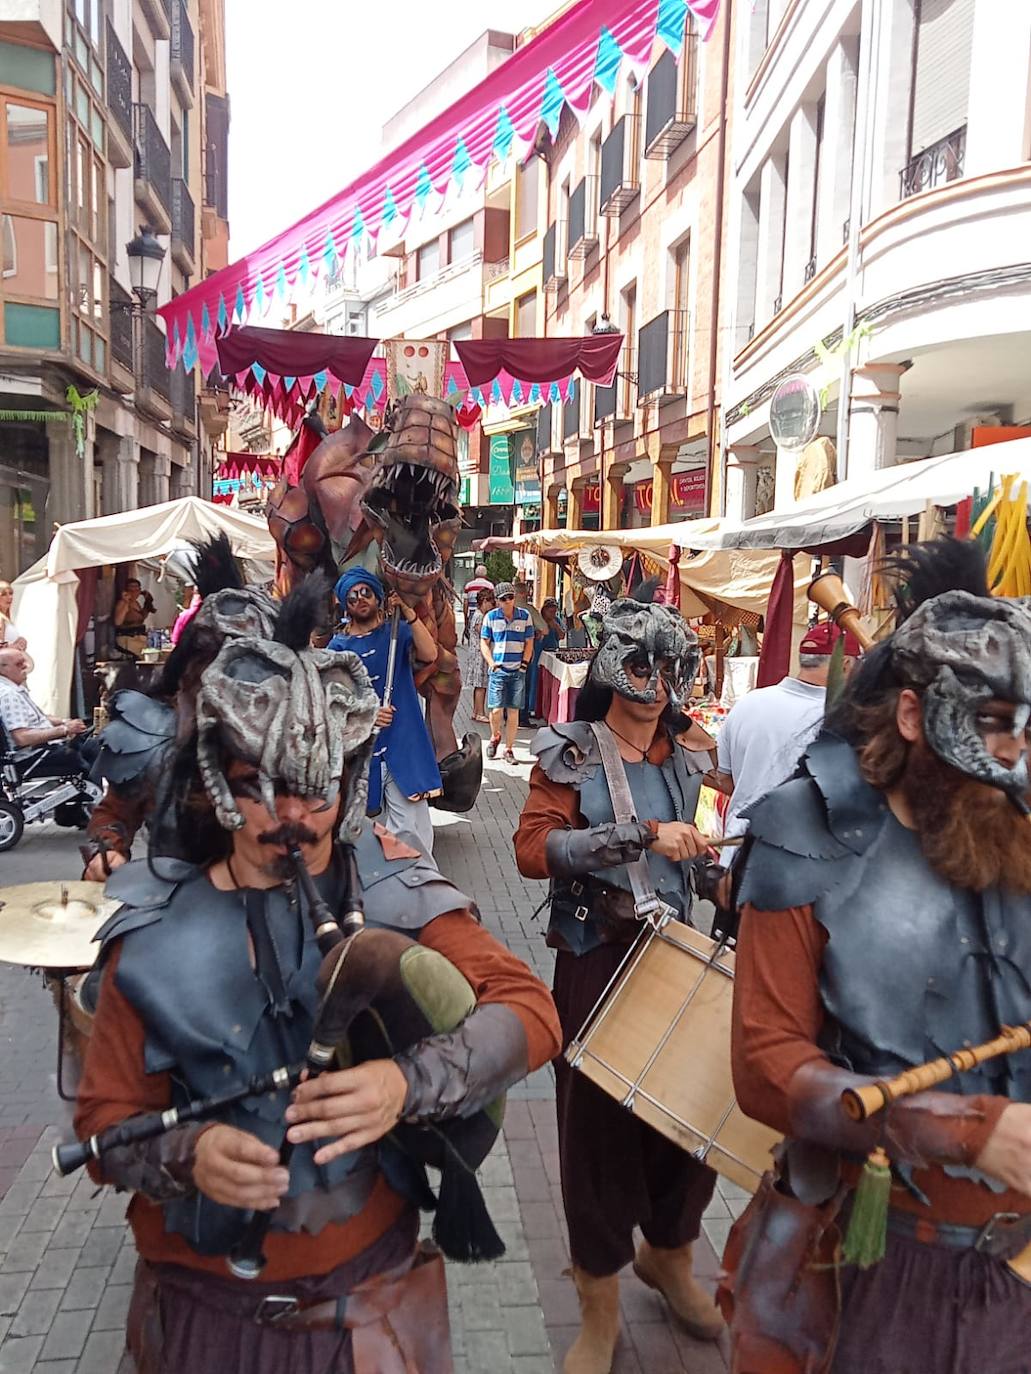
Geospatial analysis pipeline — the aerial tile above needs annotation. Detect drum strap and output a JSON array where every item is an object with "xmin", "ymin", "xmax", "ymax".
[{"xmin": 590, "ymin": 722, "xmax": 670, "ymax": 925}]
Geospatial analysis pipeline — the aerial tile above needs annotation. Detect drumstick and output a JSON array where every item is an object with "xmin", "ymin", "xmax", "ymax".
[{"xmin": 704, "ymin": 835, "xmax": 744, "ymax": 850}]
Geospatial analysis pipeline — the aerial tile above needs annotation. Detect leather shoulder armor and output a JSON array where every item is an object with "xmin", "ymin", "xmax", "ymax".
[
  {"xmin": 736, "ymin": 732, "xmax": 889, "ymax": 912},
  {"xmin": 93, "ymin": 691, "xmax": 176, "ymax": 786},
  {"xmin": 532, "ymin": 722, "xmax": 601, "ymax": 785},
  {"xmin": 95, "ymin": 857, "xmax": 203, "ymax": 957}
]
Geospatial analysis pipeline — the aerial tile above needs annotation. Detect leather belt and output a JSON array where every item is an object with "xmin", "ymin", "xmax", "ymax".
[{"xmin": 887, "ymin": 1207, "xmax": 1031, "ymax": 1261}]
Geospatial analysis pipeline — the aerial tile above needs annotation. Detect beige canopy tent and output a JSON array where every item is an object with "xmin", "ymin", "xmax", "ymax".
[
  {"xmin": 11, "ymin": 497, "xmax": 276, "ymax": 715},
  {"xmin": 670, "ymin": 437, "xmax": 1031, "ymax": 552},
  {"xmin": 473, "ymin": 521, "xmax": 812, "ymax": 625}
]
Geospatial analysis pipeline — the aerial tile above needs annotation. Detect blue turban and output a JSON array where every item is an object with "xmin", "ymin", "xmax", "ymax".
[{"xmin": 334, "ymin": 566, "xmax": 384, "ymax": 610}]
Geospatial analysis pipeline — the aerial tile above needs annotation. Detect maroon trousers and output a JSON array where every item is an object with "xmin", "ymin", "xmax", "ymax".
[{"xmin": 552, "ymin": 944, "xmax": 717, "ymax": 1277}]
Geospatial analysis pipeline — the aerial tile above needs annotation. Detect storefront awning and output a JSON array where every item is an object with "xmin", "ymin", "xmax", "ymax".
[
  {"xmin": 677, "ymin": 436, "xmax": 1031, "ymax": 551},
  {"xmin": 158, "ymin": 0, "xmax": 719, "ymax": 375}
]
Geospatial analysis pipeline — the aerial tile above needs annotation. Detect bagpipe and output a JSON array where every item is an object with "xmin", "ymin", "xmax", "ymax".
[{"xmin": 53, "ymin": 844, "xmax": 506, "ymax": 1277}]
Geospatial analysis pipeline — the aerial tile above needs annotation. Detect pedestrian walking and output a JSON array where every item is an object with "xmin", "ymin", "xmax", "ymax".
[
  {"xmin": 74, "ymin": 584, "xmax": 561, "ymax": 1374},
  {"xmin": 466, "ymin": 587, "xmax": 495, "ymax": 722},
  {"xmin": 461, "ymin": 564, "xmax": 494, "ymax": 643},
  {"xmin": 725, "ymin": 538, "xmax": 1031, "ymax": 1373},
  {"xmin": 328, "ymin": 568, "xmax": 441, "ymax": 855},
  {"xmin": 714, "ymin": 618, "xmax": 860, "ymax": 847},
  {"xmin": 479, "ymin": 581, "xmax": 535, "ymax": 764},
  {"xmin": 514, "ymin": 590, "xmax": 725, "ymax": 1373}
]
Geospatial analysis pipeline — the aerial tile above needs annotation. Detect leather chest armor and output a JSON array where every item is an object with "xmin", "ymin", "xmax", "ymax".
[
  {"xmin": 98, "ymin": 831, "xmax": 470, "ymax": 1256},
  {"xmin": 739, "ymin": 732, "xmax": 1031, "ymax": 1106},
  {"xmin": 535, "ymin": 722, "xmax": 703, "ymax": 956}
]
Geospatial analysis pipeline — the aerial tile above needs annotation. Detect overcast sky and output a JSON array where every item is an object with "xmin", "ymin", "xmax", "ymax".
[{"xmin": 225, "ymin": 0, "xmax": 558, "ymax": 256}]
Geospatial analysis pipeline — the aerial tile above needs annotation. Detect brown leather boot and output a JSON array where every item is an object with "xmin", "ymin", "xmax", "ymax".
[
  {"xmin": 563, "ymin": 1267, "xmax": 620, "ymax": 1374},
  {"xmin": 632, "ymin": 1240, "xmax": 725, "ymax": 1341}
]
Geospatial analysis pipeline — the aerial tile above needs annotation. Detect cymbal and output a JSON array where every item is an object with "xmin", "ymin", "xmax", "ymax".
[{"xmin": 0, "ymin": 882, "xmax": 118, "ymax": 969}]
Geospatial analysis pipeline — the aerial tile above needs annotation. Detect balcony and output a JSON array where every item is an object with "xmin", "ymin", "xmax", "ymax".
[
  {"xmin": 106, "ymin": 21, "xmax": 133, "ymax": 170},
  {"xmin": 543, "ymin": 220, "xmax": 568, "ymax": 290},
  {"xmin": 645, "ymin": 36, "xmax": 699, "ymax": 158},
  {"xmin": 484, "ymin": 255, "xmax": 509, "ymax": 283},
  {"xmin": 109, "ymin": 275, "xmax": 134, "ymax": 382},
  {"xmin": 171, "ymin": 178, "xmax": 195, "ymax": 274},
  {"xmin": 135, "ymin": 316, "xmax": 173, "ymax": 420},
  {"xmin": 171, "ymin": 0, "xmax": 195, "ymax": 106},
  {"xmin": 899, "ymin": 125, "xmax": 966, "ymax": 201},
  {"xmin": 139, "ymin": 0, "xmax": 171, "ymax": 40},
  {"xmin": 170, "ymin": 360, "xmax": 196, "ymax": 438},
  {"xmin": 133, "ymin": 104, "xmax": 172, "ymax": 233},
  {"xmin": 567, "ymin": 177, "xmax": 599, "ymax": 260},
  {"xmin": 600, "ymin": 116, "xmax": 640, "ymax": 217},
  {"xmin": 637, "ymin": 311, "xmax": 688, "ymax": 402}
]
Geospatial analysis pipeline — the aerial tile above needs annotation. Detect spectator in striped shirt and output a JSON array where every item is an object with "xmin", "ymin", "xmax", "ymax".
[{"xmin": 480, "ymin": 582, "xmax": 535, "ymax": 763}]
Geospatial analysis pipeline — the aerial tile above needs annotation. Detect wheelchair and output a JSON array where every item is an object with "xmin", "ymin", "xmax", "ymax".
[{"xmin": 0, "ymin": 720, "xmax": 102, "ymax": 852}]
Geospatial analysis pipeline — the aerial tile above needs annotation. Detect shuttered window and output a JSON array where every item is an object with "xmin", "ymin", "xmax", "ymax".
[{"xmin": 910, "ymin": 0, "xmax": 974, "ymax": 154}]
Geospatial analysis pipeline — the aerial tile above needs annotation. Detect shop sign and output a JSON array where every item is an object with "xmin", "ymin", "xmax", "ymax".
[
  {"xmin": 512, "ymin": 428, "xmax": 541, "ymax": 503},
  {"xmin": 488, "ymin": 434, "xmax": 514, "ymax": 504},
  {"xmin": 459, "ymin": 475, "xmax": 471, "ymax": 506},
  {"xmin": 581, "ymin": 479, "xmax": 600, "ymax": 513},
  {"xmin": 632, "ymin": 468, "xmax": 707, "ymax": 516}
]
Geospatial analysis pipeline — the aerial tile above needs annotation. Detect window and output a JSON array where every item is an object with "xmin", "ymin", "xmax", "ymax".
[
  {"xmin": 417, "ymin": 238, "xmax": 440, "ymax": 280},
  {"xmin": 809, "ymin": 95, "xmax": 825, "ymax": 271},
  {"xmin": 448, "ymin": 217, "xmax": 475, "ymax": 264},
  {"xmin": 0, "ymin": 94, "xmax": 60, "ymax": 348},
  {"xmin": 515, "ymin": 160, "xmax": 538, "ymax": 240},
  {"xmin": 6, "ymin": 103, "xmax": 52, "ymax": 205},
  {"xmin": 447, "ymin": 320, "xmax": 473, "ymax": 360},
  {"xmin": 516, "ymin": 291, "xmax": 537, "ymax": 337}
]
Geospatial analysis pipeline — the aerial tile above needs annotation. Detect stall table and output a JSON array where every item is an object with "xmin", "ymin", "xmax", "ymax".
[{"xmin": 538, "ymin": 651, "xmax": 593, "ymax": 725}]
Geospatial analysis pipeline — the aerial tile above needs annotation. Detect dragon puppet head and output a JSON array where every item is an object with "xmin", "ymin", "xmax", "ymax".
[{"xmin": 359, "ymin": 393, "xmax": 462, "ymax": 604}]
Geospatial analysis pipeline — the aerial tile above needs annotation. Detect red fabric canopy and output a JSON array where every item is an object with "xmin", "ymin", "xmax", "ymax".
[
  {"xmin": 216, "ymin": 329, "xmax": 377, "ymax": 386},
  {"xmin": 453, "ymin": 335, "xmax": 622, "ymax": 387}
]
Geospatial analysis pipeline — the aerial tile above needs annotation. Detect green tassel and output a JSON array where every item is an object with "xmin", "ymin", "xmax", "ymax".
[{"xmin": 842, "ymin": 1147, "xmax": 892, "ymax": 1269}]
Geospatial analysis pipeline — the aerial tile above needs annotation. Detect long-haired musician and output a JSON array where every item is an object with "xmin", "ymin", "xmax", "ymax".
[
  {"xmin": 725, "ymin": 538, "xmax": 1031, "ymax": 1373},
  {"xmin": 514, "ymin": 587, "xmax": 725, "ymax": 1374}
]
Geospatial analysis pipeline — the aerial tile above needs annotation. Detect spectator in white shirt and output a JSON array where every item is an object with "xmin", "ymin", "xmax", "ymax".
[
  {"xmin": 0, "ymin": 647, "xmax": 98, "ymax": 775},
  {"xmin": 715, "ymin": 619, "xmax": 861, "ymax": 851}
]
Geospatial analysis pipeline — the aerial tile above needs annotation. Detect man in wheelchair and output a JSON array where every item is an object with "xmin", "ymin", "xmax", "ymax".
[{"xmin": 0, "ymin": 647, "xmax": 101, "ymax": 839}]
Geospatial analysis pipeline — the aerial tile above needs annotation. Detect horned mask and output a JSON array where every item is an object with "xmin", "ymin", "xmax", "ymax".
[
  {"xmin": 592, "ymin": 598, "xmax": 700, "ymax": 710},
  {"xmin": 195, "ymin": 638, "xmax": 379, "ymax": 832}
]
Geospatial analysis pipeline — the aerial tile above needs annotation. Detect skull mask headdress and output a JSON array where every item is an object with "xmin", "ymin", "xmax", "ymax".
[
  {"xmin": 891, "ymin": 590, "xmax": 1031, "ymax": 798},
  {"xmin": 194, "ymin": 578, "xmax": 379, "ymax": 833},
  {"xmin": 591, "ymin": 594, "xmax": 700, "ymax": 711}
]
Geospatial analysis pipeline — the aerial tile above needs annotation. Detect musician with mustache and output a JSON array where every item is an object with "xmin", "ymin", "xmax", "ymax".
[
  {"xmin": 724, "ymin": 539, "xmax": 1031, "ymax": 1373},
  {"xmin": 73, "ymin": 581, "xmax": 560, "ymax": 1374}
]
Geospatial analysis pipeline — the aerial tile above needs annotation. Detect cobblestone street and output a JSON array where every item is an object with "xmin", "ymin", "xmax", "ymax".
[{"xmin": 0, "ymin": 681, "xmax": 733, "ymax": 1372}]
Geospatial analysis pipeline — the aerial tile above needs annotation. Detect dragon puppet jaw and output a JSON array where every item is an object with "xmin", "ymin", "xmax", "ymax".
[{"xmin": 359, "ymin": 394, "xmax": 462, "ymax": 604}]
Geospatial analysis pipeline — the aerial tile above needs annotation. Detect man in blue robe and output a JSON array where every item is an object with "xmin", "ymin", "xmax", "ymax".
[{"xmin": 328, "ymin": 568, "xmax": 441, "ymax": 853}]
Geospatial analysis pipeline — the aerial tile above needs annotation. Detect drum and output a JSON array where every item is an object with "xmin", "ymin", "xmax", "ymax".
[{"xmin": 566, "ymin": 914, "xmax": 780, "ymax": 1192}]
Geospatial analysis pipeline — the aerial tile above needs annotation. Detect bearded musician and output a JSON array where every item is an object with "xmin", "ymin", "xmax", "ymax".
[
  {"xmin": 724, "ymin": 540, "xmax": 1031, "ymax": 1373},
  {"xmin": 515, "ymin": 591, "xmax": 724, "ymax": 1374},
  {"xmin": 75, "ymin": 583, "xmax": 560, "ymax": 1374}
]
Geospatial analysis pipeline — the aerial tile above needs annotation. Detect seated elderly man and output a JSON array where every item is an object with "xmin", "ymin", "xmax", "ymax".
[{"xmin": 0, "ymin": 647, "xmax": 98, "ymax": 776}]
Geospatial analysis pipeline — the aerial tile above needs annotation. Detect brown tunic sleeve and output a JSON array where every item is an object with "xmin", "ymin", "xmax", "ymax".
[
  {"xmin": 732, "ymin": 902, "xmax": 1022, "ymax": 1226},
  {"xmin": 416, "ymin": 909, "xmax": 562, "ymax": 1071}
]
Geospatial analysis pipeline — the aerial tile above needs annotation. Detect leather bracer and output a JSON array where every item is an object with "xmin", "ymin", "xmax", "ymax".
[
  {"xmin": 395, "ymin": 1004, "xmax": 528, "ymax": 1123},
  {"xmin": 544, "ymin": 821, "xmax": 653, "ymax": 878},
  {"xmin": 97, "ymin": 1121, "xmax": 210, "ymax": 1201}
]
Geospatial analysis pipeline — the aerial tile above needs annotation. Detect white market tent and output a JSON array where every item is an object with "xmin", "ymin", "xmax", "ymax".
[
  {"xmin": 676, "ymin": 437, "xmax": 1031, "ymax": 552},
  {"xmin": 12, "ymin": 497, "xmax": 276, "ymax": 715}
]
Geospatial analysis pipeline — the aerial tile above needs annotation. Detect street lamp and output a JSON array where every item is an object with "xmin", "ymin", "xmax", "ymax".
[{"xmin": 126, "ymin": 225, "xmax": 165, "ymax": 306}]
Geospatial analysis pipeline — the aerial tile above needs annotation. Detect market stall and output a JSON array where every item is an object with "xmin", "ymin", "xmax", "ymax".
[
  {"xmin": 11, "ymin": 497, "xmax": 275, "ymax": 715},
  {"xmin": 475, "ymin": 525, "xmax": 812, "ymax": 725}
]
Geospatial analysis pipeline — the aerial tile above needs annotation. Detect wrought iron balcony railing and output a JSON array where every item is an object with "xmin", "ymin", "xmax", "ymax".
[{"xmin": 899, "ymin": 125, "xmax": 966, "ymax": 200}]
